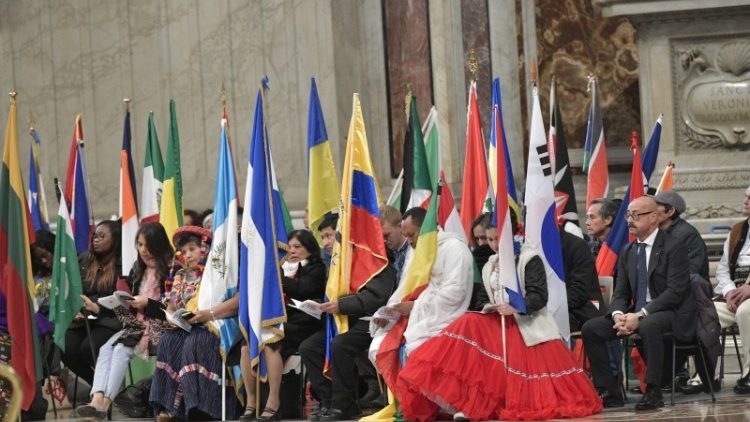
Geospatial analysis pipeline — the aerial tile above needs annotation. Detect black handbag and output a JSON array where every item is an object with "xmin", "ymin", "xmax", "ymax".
[{"xmin": 113, "ymin": 378, "xmax": 152, "ymax": 418}]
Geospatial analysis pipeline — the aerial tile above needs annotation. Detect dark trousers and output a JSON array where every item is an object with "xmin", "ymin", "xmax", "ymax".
[
  {"xmin": 61, "ymin": 323, "xmax": 120, "ymax": 385},
  {"xmin": 299, "ymin": 320, "xmax": 372, "ymax": 412},
  {"xmin": 582, "ymin": 311, "xmax": 674, "ymax": 391}
]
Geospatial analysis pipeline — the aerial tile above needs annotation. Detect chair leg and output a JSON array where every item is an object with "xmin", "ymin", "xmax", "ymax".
[
  {"xmin": 624, "ymin": 340, "xmax": 630, "ymax": 390},
  {"xmin": 732, "ymin": 333, "xmax": 743, "ymax": 375},
  {"xmin": 72, "ymin": 374, "xmax": 78, "ymax": 407},
  {"xmin": 719, "ymin": 330, "xmax": 727, "ymax": 382},
  {"xmin": 697, "ymin": 342, "xmax": 716, "ymax": 402},
  {"xmin": 670, "ymin": 338, "xmax": 677, "ymax": 406}
]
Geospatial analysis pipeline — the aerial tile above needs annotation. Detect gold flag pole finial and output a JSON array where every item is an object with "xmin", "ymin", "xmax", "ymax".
[
  {"xmin": 124, "ymin": 98, "xmax": 131, "ymax": 112},
  {"xmin": 468, "ymin": 48, "xmax": 478, "ymax": 81},
  {"xmin": 9, "ymin": 91, "xmax": 16, "ymax": 104},
  {"xmin": 220, "ymin": 82, "xmax": 227, "ymax": 107},
  {"xmin": 28, "ymin": 110, "xmax": 36, "ymax": 132},
  {"xmin": 404, "ymin": 83, "xmax": 413, "ymax": 119},
  {"xmin": 530, "ymin": 58, "xmax": 538, "ymax": 86}
]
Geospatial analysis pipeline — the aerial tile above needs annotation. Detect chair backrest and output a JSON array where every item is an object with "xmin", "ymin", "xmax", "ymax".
[
  {"xmin": 0, "ymin": 363, "xmax": 22, "ymax": 421},
  {"xmin": 598, "ymin": 276, "xmax": 614, "ymax": 312}
]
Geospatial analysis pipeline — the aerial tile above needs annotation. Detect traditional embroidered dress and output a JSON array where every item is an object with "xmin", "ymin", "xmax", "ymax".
[{"xmin": 397, "ymin": 248, "xmax": 602, "ymax": 421}]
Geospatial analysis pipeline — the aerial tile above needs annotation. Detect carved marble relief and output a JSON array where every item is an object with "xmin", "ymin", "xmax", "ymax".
[{"xmin": 673, "ymin": 37, "xmax": 750, "ymax": 151}]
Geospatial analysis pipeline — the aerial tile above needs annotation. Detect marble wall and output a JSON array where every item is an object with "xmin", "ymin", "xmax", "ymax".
[{"xmin": 535, "ymin": 0, "xmax": 640, "ymax": 155}]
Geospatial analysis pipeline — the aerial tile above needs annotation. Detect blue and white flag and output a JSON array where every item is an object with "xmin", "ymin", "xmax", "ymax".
[
  {"xmin": 28, "ymin": 127, "xmax": 49, "ymax": 231},
  {"xmin": 524, "ymin": 85, "xmax": 569, "ymax": 340},
  {"xmin": 199, "ymin": 114, "xmax": 241, "ymax": 372},
  {"xmin": 239, "ymin": 80, "xmax": 288, "ymax": 380}
]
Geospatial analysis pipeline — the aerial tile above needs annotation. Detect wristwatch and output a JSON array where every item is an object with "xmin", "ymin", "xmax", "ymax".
[{"xmin": 637, "ymin": 310, "xmax": 646, "ymax": 321}]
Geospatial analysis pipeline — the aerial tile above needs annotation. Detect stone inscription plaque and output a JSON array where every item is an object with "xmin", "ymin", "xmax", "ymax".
[{"xmin": 673, "ymin": 38, "xmax": 750, "ymax": 150}]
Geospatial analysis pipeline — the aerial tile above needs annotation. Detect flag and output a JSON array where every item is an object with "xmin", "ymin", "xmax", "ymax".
[
  {"xmin": 386, "ymin": 170, "xmax": 403, "ymax": 210},
  {"xmin": 64, "ymin": 115, "xmax": 93, "ymax": 254},
  {"xmin": 0, "ymin": 96, "xmax": 42, "ymax": 410},
  {"xmin": 160, "ymin": 100, "xmax": 183, "ymax": 242},
  {"xmin": 400, "ymin": 94, "xmax": 432, "ymax": 213},
  {"xmin": 49, "ymin": 199, "xmax": 84, "ymax": 350},
  {"xmin": 582, "ymin": 77, "xmax": 609, "ymax": 209},
  {"xmin": 422, "ymin": 107, "xmax": 465, "ymax": 241},
  {"xmin": 628, "ymin": 131, "xmax": 645, "ymax": 242},
  {"xmin": 120, "ymin": 109, "xmax": 139, "ymax": 275},
  {"xmin": 489, "ymin": 78, "xmax": 521, "ymax": 223},
  {"xmin": 459, "ymin": 81, "xmax": 491, "ymax": 246},
  {"xmin": 325, "ymin": 94, "xmax": 388, "ymax": 361},
  {"xmin": 524, "ymin": 85, "xmax": 569, "ymax": 340},
  {"xmin": 549, "ymin": 77, "xmax": 579, "ymax": 226},
  {"xmin": 307, "ymin": 78, "xmax": 340, "ymax": 242},
  {"xmin": 239, "ymin": 81, "xmax": 288, "ymax": 380},
  {"xmin": 596, "ymin": 116, "xmax": 663, "ymax": 276},
  {"xmin": 399, "ymin": 181, "xmax": 439, "ymax": 302},
  {"xmin": 656, "ymin": 161, "xmax": 674, "ymax": 194},
  {"xmin": 201, "ymin": 114, "xmax": 243, "ymax": 388},
  {"xmin": 28, "ymin": 126, "xmax": 49, "ymax": 231},
  {"xmin": 493, "ymin": 96, "xmax": 526, "ymax": 313},
  {"xmin": 141, "ymin": 112, "xmax": 164, "ymax": 223}
]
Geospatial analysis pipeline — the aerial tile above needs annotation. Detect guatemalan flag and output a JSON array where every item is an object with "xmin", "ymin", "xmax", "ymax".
[
  {"xmin": 239, "ymin": 80, "xmax": 288, "ymax": 380},
  {"xmin": 524, "ymin": 84, "xmax": 569, "ymax": 340},
  {"xmin": 28, "ymin": 125, "xmax": 49, "ymax": 231},
  {"xmin": 64, "ymin": 115, "xmax": 93, "ymax": 255},
  {"xmin": 199, "ymin": 108, "xmax": 242, "ymax": 386}
]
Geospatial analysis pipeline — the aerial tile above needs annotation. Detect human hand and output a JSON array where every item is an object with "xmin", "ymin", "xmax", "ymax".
[
  {"xmin": 496, "ymin": 303, "xmax": 518, "ymax": 316},
  {"xmin": 616, "ymin": 313, "xmax": 640, "ymax": 336},
  {"xmin": 392, "ymin": 301, "xmax": 415, "ymax": 316},
  {"xmin": 373, "ymin": 318, "xmax": 388, "ymax": 327},
  {"xmin": 320, "ymin": 301, "xmax": 339, "ymax": 314},
  {"xmin": 80, "ymin": 295, "xmax": 100, "ymax": 314},
  {"xmin": 129, "ymin": 295, "xmax": 148, "ymax": 310},
  {"xmin": 188, "ymin": 309, "xmax": 211, "ymax": 324},
  {"xmin": 481, "ymin": 303, "xmax": 502, "ymax": 313}
]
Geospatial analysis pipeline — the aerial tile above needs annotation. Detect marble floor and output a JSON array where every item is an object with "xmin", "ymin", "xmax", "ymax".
[{"xmin": 44, "ymin": 352, "xmax": 750, "ymax": 421}]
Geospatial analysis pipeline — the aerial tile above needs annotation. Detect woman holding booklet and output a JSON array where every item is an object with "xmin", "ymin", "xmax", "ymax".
[
  {"xmin": 150, "ymin": 225, "xmax": 234, "ymax": 421},
  {"xmin": 239, "ymin": 229, "xmax": 327, "ymax": 422},
  {"xmin": 76, "ymin": 222, "xmax": 173, "ymax": 418},
  {"xmin": 62, "ymin": 220, "xmax": 123, "ymax": 386}
]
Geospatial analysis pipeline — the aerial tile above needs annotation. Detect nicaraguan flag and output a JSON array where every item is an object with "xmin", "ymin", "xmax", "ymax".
[{"xmin": 239, "ymin": 80, "xmax": 288, "ymax": 380}]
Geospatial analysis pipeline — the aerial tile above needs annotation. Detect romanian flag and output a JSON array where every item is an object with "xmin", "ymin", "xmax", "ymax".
[
  {"xmin": 596, "ymin": 116, "xmax": 663, "ymax": 276},
  {"xmin": 582, "ymin": 77, "xmax": 609, "ymax": 209},
  {"xmin": 488, "ymin": 78, "xmax": 521, "ymax": 224},
  {"xmin": 0, "ymin": 96, "xmax": 42, "ymax": 410},
  {"xmin": 140, "ymin": 112, "xmax": 164, "ymax": 223},
  {"xmin": 400, "ymin": 94, "xmax": 432, "ymax": 213},
  {"xmin": 120, "ymin": 109, "xmax": 139, "ymax": 275},
  {"xmin": 160, "ymin": 100, "xmax": 183, "ymax": 242},
  {"xmin": 307, "ymin": 78, "xmax": 339, "ymax": 242},
  {"xmin": 656, "ymin": 160, "xmax": 674, "ymax": 194},
  {"xmin": 240, "ymin": 81, "xmax": 288, "ymax": 380},
  {"xmin": 28, "ymin": 126, "xmax": 49, "ymax": 231},
  {"xmin": 64, "ymin": 115, "xmax": 93, "ymax": 254},
  {"xmin": 459, "ymin": 81, "xmax": 490, "ymax": 246},
  {"xmin": 326, "ymin": 93, "xmax": 388, "ymax": 338}
]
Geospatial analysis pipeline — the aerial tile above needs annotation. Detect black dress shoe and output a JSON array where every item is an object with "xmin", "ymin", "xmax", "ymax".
[
  {"xmin": 734, "ymin": 373, "xmax": 750, "ymax": 394},
  {"xmin": 598, "ymin": 389, "xmax": 624, "ymax": 408},
  {"xmin": 309, "ymin": 407, "xmax": 328, "ymax": 421},
  {"xmin": 318, "ymin": 408, "xmax": 358, "ymax": 422},
  {"xmin": 635, "ymin": 386, "xmax": 664, "ymax": 411}
]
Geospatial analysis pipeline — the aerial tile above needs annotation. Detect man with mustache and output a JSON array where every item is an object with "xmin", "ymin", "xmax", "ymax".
[{"xmin": 582, "ymin": 196, "xmax": 694, "ymax": 410}]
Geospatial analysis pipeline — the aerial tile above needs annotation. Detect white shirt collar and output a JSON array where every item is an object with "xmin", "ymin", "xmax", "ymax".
[{"xmin": 639, "ymin": 228, "xmax": 659, "ymax": 247}]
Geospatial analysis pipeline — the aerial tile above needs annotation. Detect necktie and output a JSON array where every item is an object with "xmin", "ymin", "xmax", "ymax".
[{"xmin": 635, "ymin": 243, "xmax": 648, "ymax": 312}]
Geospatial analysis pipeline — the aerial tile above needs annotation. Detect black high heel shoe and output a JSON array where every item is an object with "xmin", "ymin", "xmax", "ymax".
[
  {"xmin": 239, "ymin": 406, "xmax": 257, "ymax": 421},
  {"xmin": 257, "ymin": 407, "xmax": 280, "ymax": 421}
]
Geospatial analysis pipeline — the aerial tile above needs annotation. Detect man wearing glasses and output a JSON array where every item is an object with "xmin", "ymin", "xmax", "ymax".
[{"xmin": 582, "ymin": 196, "xmax": 694, "ymax": 411}]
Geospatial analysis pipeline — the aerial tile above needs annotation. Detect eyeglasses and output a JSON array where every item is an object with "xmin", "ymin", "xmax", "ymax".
[{"xmin": 625, "ymin": 209, "xmax": 656, "ymax": 221}]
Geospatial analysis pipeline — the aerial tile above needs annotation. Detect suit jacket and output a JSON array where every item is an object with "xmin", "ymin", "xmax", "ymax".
[
  {"xmin": 560, "ymin": 231, "xmax": 604, "ymax": 331},
  {"xmin": 609, "ymin": 230, "xmax": 696, "ymax": 341}
]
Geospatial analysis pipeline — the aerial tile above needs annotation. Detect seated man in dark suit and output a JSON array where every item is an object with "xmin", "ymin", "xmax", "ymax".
[
  {"xmin": 560, "ymin": 230, "xmax": 604, "ymax": 331},
  {"xmin": 582, "ymin": 196, "xmax": 695, "ymax": 410}
]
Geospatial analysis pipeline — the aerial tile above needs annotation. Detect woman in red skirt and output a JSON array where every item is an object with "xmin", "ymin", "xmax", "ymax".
[{"xmin": 396, "ymin": 218, "xmax": 602, "ymax": 421}]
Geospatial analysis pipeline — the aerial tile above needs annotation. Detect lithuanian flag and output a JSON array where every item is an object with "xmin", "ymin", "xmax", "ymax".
[
  {"xmin": 0, "ymin": 95, "xmax": 42, "ymax": 410},
  {"xmin": 160, "ymin": 99, "xmax": 183, "ymax": 242}
]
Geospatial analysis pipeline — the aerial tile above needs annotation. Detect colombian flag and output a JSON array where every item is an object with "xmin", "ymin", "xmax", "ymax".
[
  {"xmin": 307, "ymin": 78, "xmax": 339, "ymax": 243},
  {"xmin": 324, "ymin": 94, "xmax": 388, "ymax": 372},
  {"xmin": 0, "ymin": 95, "xmax": 42, "ymax": 410},
  {"xmin": 160, "ymin": 100, "xmax": 183, "ymax": 242}
]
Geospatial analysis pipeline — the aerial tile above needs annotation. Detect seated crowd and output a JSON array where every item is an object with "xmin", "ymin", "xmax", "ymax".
[{"xmin": 1, "ymin": 186, "xmax": 749, "ymax": 421}]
